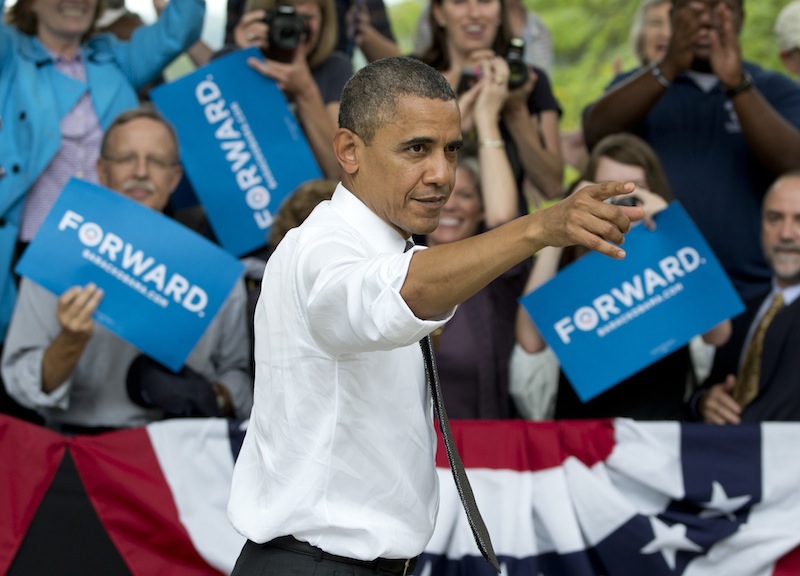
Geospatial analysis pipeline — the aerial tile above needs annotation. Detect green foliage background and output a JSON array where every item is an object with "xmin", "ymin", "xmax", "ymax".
[{"xmin": 387, "ymin": 0, "xmax": 793, "ymax": 131}]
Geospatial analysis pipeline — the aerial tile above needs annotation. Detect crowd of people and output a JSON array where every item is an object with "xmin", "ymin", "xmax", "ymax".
[{"xmin": 1, "ymin": 0, "xmax": 800, "ymax": 437}]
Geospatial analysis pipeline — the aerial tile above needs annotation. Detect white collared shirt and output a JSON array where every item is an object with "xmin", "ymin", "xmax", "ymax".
[{"xmin": 228, "ymin": 183, "xmax": 454, "ymax": 560}]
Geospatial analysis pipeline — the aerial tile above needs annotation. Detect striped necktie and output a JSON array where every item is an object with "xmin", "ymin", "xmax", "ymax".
[
  {"xmin": 406, "ymin": 239, "xmax": 500, "ymax": 572},
  {"xmin": 733, "ymin": 291, "xmax": 784, "ymax": 407}
]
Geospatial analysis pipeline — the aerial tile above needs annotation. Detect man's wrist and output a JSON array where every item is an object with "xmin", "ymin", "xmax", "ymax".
[
  {"xmin": 649, "ymin": 62, "xmax": 671, "ymax": 89},
  {"xmin": 653, "ymin": 59, "xmax": 679, "ymax": 84},
  {"xmin": 723, "ymin": 70, "xmax": 754, "ymax": 99}
]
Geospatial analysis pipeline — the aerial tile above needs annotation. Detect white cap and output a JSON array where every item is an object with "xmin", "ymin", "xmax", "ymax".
[{"xmin": 775, "ymin": 1, "xmax": 800, "ymax": 53}]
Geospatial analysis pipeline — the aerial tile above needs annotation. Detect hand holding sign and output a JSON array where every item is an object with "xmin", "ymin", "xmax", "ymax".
[
  {"xmin": 56, "ymin": 283, "xmax": 104, "ymax": 339},
  {"xmin": 16, "ymin": 179, "xmax": 245, "ymax": 372},
  {"xmin": 150, "ymin": 48, "xmax": 323, "ymax": 256},
  {"xmin": 41, "ymin": 283, "xmax": 105, "ymax": 394},
  {"xmin": 520, "ymin": 202, "xmax": 743, "ymax": 402}
]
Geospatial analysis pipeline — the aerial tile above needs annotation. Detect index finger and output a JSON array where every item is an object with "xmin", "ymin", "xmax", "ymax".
[{"xmin": 584, "ymin": 180, "xmax": 636, "ymax": 201}]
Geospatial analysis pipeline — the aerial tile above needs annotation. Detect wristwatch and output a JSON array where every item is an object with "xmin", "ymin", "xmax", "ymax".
[
  {"xmin": 650, "ymin": 63, "xmax": 671, "ymax": 89},
  {"xmin": 724, "ymin": 70, "xmax": 754, "ymax": 98}
]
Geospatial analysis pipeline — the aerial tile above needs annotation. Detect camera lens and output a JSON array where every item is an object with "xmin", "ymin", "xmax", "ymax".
[
  {"xmin": 506, "ymin": 37, "xmax": 527, "ymax": 90},
  {"xmin": 264, "ymin": 6, "xmax": 308, "ymax": 62},
  {"xmin": 610, "ymin": 196, "xmax": 640, "ymax": 207}
]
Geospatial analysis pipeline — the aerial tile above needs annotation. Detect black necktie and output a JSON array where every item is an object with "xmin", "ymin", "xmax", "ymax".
[{"xmin": 406, "ymin": 240, "xmax": 500, "ymax": 572}]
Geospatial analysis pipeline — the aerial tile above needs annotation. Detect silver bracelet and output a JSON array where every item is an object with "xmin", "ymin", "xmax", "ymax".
[
  {"xmin": 650, "ymin": 63, "xmax": 671, "ymax": 89},
  {"xmin": 479, "ymin": 139, "xmax": 505, "ymax": 149}
]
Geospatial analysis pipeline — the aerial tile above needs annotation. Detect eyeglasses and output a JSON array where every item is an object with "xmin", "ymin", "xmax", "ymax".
[{"xmin": 102, "ymin": 153, "xmax": 178, "ymax": 171}]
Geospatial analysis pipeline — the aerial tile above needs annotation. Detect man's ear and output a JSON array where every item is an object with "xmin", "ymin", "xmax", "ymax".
[{"xmin": 333, "ymin": 128, "xmax": 360, "ymax": 175}]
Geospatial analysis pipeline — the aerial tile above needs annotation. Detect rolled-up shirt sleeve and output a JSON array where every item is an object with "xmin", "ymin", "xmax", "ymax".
[
  {"xmin": 300, "ymin": 232, "xmax": 452, "ymax": 355},
  {"xmin": 2, "ymin": 279, "xmax": 72, "ymax": 411}
]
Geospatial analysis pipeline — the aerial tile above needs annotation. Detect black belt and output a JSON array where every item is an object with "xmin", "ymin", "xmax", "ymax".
[{"xmin": 263, "ymin": 535, "xmax": 418, "ymax": 575}]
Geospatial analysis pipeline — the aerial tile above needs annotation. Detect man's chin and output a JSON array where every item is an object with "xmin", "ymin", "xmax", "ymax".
[
  {"xmin": 690, "ymin": 54, "xmax": 713, "ymax": 73},
  {"xmin": 406, "ymin": 217, "xmax": 442, "ymax": 238},
  {"xmin": 773, "ymin": 258, "xmax": 800, "ymax": 286}
]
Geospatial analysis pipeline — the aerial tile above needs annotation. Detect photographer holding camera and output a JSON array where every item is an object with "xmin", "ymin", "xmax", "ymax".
[
  {"xmin": 231, "ymin": 0, "xmax": 352, "ymax": 179},
  {"xmin": 418, "ymin": 0, "xmax": 564, "ymax": 204}
]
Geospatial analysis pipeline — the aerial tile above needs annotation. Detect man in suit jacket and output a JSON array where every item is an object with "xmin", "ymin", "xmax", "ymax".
[{"xmin": 695, "ymin": 170, "xmax": 800, "ymax": 424}]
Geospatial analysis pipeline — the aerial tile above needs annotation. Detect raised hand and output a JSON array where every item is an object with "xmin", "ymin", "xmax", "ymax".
[
  {"xmin": 56, "ymin": 283, "xmax": 104, "ymax": 341},
  {"xmin": 708, "ymin": 1, "xmax": 744, "ymax": 88},
  {"xmin": 660, "ymin": 1, "xmax": 708, "ymax": 76}
]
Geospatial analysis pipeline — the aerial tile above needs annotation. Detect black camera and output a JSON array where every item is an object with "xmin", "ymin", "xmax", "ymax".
[
  {"xmin": 505, "ymin": 37, "xmax": 527, "ymax": 90},
  {"xmin": 455, "ymin": 37, "xmax": 528, "ymax": 95},
  {"xmin": 609, "ymin": 195, "xmax": 641, "ymax": 207},
  {"xmin": 262, "ymin": 5, "xmax": 310, "ymax": 63}
]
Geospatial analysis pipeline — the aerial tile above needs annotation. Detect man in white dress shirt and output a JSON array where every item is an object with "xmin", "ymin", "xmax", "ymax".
[{"xmin": 228, "ymin": 56, "xmax": 642, "ymax": 575}]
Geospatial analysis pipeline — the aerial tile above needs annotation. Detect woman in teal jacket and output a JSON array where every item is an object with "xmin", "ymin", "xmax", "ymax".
[{"xmin": 0, "ymin": 0, "xmax": 205, "ymax": 344}]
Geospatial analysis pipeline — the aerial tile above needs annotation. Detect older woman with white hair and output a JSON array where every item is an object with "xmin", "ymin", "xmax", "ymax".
[{"xmin": 630, "ymin": 0, "xmax": 672, "ymax": 66}]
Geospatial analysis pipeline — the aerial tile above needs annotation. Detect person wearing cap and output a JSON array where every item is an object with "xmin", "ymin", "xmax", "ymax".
[
  {"xmin": 1, "ymin": 106, "xmax": 254, "ymax": 434},
  {"xmin": 776, "ymin": 1, "xmax": 800, "ymax": 78}
]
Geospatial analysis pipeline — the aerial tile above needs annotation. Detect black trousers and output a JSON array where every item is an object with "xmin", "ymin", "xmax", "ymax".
[{"xmin": 231, "ymin": 538, "xmax": 419, "ymax": 576}]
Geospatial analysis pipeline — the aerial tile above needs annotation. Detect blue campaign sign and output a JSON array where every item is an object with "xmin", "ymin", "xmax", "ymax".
[
  {"xmin": 15, "ymin": 179, "xmax": 244, "ymax": 372},
  {"xmin": 520, "ymin": 202, "xmax": 744, "ymax": 402},
  {"xmin": 150, "ymin": 47, "xmax": 323, "ymax": 256}
]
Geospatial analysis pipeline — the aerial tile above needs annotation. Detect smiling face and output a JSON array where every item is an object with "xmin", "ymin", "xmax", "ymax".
[
  {"xmin": 97, "ymin": 117, "xmax": 183, "ymax": 213},
  {"xmin": 641, "ymin": 1, "xmax": 671, "ymax": 64},
  {"xmin": 433, "ymin": 0, "xmax": 502, "ymax": 58},
  {"xmin": 762, "ymin": 175, "xmax": 800, "ymax": 289},
  {"xmin": 31, "ymin": 0, "xmax": 98, "ymax": 51},
  {"xmin": 344, "ymin": 95, "xmax": 463, "ymax": 238},
  {"xmin": 427, "ymin": 164, "xmax": 484, "ymax": 246}
]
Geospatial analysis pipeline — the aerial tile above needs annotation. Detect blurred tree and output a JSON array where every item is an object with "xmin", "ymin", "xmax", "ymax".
[{"xmin": 387, "ymin": 0, "xmax": 426, "ymax": 55}]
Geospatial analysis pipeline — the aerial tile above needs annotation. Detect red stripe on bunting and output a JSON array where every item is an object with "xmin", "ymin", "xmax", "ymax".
[
  {"xmin": 70, "ymin": 427, "xmax": 223, "ymax": 576},
  {"xmin": 773, "ymin": 544, "xmax": 800, "ymax": 576},
  {"xmin": 436, "ymin": 419, "xmax": 616, "ymax": 471},
  {"xmin": 0, "ymin": 416, "xmax": 66, "ymax": 575}
]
